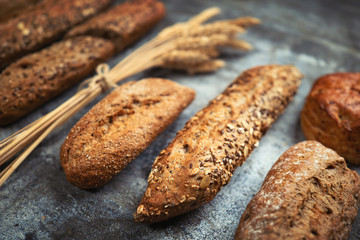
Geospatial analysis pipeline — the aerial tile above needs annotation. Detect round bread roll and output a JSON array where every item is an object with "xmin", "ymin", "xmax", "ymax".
[{"xmin": 301, "ymin": 73, "xmax": 360, "ymax": 165}]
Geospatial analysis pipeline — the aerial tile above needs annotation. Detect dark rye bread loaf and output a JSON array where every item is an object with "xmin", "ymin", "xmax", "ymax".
[
  {"xmin": 66, "ymin": 0, "xmax": 165, "ymax": 52},
  {"xmin": 60, "ymin": 78, "xmax": 195, "ymax": 189},
  {"xmin": 301, "ymin": 73, "xmax": 360, "ymax": 165},
  {"xmin": 0, "ymin": 36, "xmax": 114, "ymax": 126},
  {"xmin": 0, "ymin": 0, "xmax": 111, "ymax": 68},
  {"xmin": 134, "ymin": 65, "xmax": 303, "ymax": 223},
  {"xmin": 234, "ymin": 141, "xmax": 360, "ymax": 240}
]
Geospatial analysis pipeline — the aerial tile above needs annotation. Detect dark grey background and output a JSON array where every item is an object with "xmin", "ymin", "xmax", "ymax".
[{"xmin": 1, "ymin": 0, "xmax": 359, "ymax": 239}]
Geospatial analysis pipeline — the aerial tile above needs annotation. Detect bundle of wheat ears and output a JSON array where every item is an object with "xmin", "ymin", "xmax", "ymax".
[{"xmin": 0, "ymin": 7, "xmax": 260, "ymax": 186}]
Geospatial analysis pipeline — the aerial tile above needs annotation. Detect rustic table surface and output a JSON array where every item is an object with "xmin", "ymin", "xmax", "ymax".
[{"xmin": 1, "ymin": 0, "xmax": 359, "ymax": 239}]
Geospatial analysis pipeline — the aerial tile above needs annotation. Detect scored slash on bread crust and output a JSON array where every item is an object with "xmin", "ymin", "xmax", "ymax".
[
  {"xmin": 66, "ymin": 0, "xmax": 166, "ymax": 53},
  {"xmin": 60, "ymin": 78, "xmax": 195, "ymax": 189},
  {"xmin": 234, "ymin": 141, "xmax": 360, "ymax": 240},
  {"xmin": 0, "ymin": 36, "xmax": 115, "ymax": 126},
  {"xmin": 134, "ymin": 65, "xmax": 303, "ymax": 223},
  {"xmin": 301, "ymin": 72, "xmax": 360, "ymax": 165},
  {"xmin": 0, "ymin": 0, "xmax": 112, "ymax": 68}
]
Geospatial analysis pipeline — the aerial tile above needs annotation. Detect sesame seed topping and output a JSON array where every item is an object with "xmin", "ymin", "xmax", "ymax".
[
  {"xmin": 137, "ymin": 205, "xmax": 144, "ymax": 214},
  {"xmin": 180, "ymin": 195, "xmax": 186, "ymax": 203},
  {"xmin": 190, "ymin": 168, "xmax": 199, "ymax": 176},
  {"xmin": 244, "ymin": 146, "xmax": 249, "ymax": 158},
  {"xmin": 200, "ymin": 175, "xmax": 211, "ymax": 189},
  {"xmin": 145, "ymin": 188, "xmax": 152, "ymax": 198}
]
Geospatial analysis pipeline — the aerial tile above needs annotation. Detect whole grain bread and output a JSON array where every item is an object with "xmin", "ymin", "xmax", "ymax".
[
  {"xmin": 66, "ymin": 0, "xmax": 165, "ymax": 52},
  {"xmin": 0, "ymin": 0, "xmax": 112, "ymax": 68},
  {"xmin": 134, "ymin": 65, "xmax": 303, "ymax": 223},
  {"xmin": 301, "ymin": 73, "xmax": 360, "ymax": 165},
  {"xmin": 60, "ymin": 78, "xmax": 195, "ymax": 189},
  {"xmin": 0, "ymin": 0, "xmax": 40, "ymax": 22},
  {"xmin": 234, "ymin": 141, "xmax": 360, "ymax": 240},
  {"xmin": 0, "ymin": 36, "xmax": 114, "ymax": 126}
]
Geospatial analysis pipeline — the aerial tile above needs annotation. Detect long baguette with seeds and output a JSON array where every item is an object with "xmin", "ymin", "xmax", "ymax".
[
  {"xmin": 60, "ymin": 78, "xmax": 195, "ymax": 189},
  {"xmin": 134, "ymin": 65, "xmax": 303, "ymax": 223}
]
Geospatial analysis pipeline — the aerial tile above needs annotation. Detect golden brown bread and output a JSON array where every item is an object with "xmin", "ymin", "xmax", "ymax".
[
  {"xmin": 234, "ymin": 141, "xmax": 360, "ymax": 240},
  {"xmin": 60, "ymin": 78, "xmax": 195, "ymax": 189},
  {"xmin": 134, "ymin": 65, "xmax": 303, "ymax": 223},
  {"xmin": 0, "ymin": 0, "xmax": 112, "ymax": 68},
  {"xmin": 301, "ymin": 73, "xmax": 360, "ymax": 165},
  {"xmin": 0, "ymin": 36, "xmax": 114, "ymax": 126},
  {"xmin": 66, "ymin": 0, "xmax": 165, "ymax": 52}
]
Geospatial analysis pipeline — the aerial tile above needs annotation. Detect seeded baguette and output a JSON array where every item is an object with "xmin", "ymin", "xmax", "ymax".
[
  {"xmin": 0, "ymin": 36, "xmax": 114, "ymax": 126},
  {"xmin": 234, "ymin": 141, "xmax": 360, "ymax": 240},
  {"xmin": 66, "ymin": 0, "xmax": 165, "ymax": 52},
  {"xmin": 134, "ymin": 65, "xmax": 303, "ymax": 223},
  {"xmin": 0, "ymin": 0, "xmax": 112, "ymax": 68},
  {"xmin": 60, "ymin": 78, "xmax": 195, "ymax": 189}
]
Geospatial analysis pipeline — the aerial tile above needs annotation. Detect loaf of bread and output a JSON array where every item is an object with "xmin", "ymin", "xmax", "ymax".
[
  {"xmin": 0, "ymin": 0, "xmax": 111, "ymax": 68},
  {"xmin": 0, "ymin": 36, "xmax": 114, "ymax": 126},
  {"xmin": 60, "ymin": 78, "xmax": 195, "ymax": 189},
  {"xmin": 66, "ymin": 0, "xmax": 165, "ymax": 52},
  {"xmin": 301, "ymin": 73, "xmax": 360, "ymax": 165},
  {"xmin": 134, "ymin": 65, "xmax": 303, "ymax": 223},
  {"xmin": 234, "ymin": 141, "xmax": 360, "ymax": 240}
]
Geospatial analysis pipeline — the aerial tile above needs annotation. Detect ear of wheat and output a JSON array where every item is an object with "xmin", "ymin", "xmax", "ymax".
[{"xmin": 0, "ymin": 7, "xmax": 260, "ymax": 187}]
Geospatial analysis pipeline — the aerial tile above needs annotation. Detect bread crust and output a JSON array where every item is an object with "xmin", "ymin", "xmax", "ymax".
[
  {"xmin": 234, "ymin": 141, "xmax": 360, "ymax": 240},
  {"xmin": 0, "ymin": 0, "xmax": 112, "ymax": 68},
  {"xmin": 0, "ymin": 36, "xmax": 114, "ymax": 126},
  {"xmin": 0, "ymin": 0, "xmax": 40, "ymax": 23},
  {"xmin": 301, "ymin": 73, "xmax": 360, "ymax": 164},
  {"xmin": 60, "ymin": 78, "xmax": 195, "ymax": 189},
  {"xmin": 66, "ymin": 0, "xmax": 165, "ymax": 52},
  {"xmin": 134, "ymin": 65, "xmax": 303, "ymax": 223}
]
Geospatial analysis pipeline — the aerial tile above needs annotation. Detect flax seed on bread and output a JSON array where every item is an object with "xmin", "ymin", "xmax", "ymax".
[{"xmin": 134, "ymin": 65, "xmax": 303, "ymax": 223}]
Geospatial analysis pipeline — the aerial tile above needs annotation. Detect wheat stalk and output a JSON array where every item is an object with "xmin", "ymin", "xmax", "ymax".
[{"xmin": 0, "ymin": 7, "xmax": 260, "ymax": 187}]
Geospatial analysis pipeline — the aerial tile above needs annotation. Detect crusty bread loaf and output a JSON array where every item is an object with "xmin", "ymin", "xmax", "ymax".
[
  {"xmin": 0, "ymin": 0, "xmax": 111, "ymax": 68},
  {"xmin": 134, "ymin": 65, "xmax": 303, "ymax": 223},
  {"xmin": 301, "ymin": 73, "xmax": 360, "ymax": 165},
  {"xmin": 0, "ymin": 36, "xmax": 114, "ymax": 126},
  {"xmin": 60, "ymin": 78, "xmax": 195, "ymax": 189},
  {"xmin": 66, "ymin": 0, "xmax": 165, "ymax": 52},
  {"xmin": 234, "ymin": 141, "xmax": 360, "ymax": 240}
]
